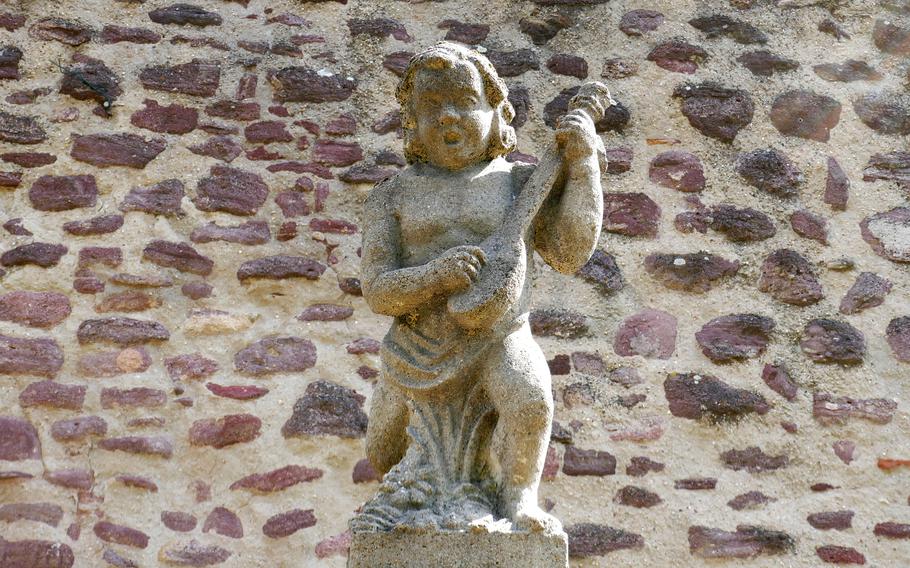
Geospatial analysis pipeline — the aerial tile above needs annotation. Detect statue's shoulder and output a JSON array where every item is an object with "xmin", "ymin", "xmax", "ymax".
[{"xmin": 365, "ymin": 167, "xmax": 413, "ymax": 209}]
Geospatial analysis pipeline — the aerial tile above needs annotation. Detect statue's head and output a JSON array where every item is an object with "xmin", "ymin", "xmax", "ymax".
[{"xmin": 397, "ymin": 42, "xmax": 516, "ymax": 170}]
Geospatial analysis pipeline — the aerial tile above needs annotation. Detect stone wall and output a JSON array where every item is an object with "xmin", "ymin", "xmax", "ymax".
[{"xmin": 1, "ymin": 0, "xmax": 909, "ymax": 566}]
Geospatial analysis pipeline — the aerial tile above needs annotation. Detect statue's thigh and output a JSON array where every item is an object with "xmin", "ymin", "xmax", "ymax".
[{"xmin": 480, "ymin": 325, "xmax": 552, "ymax": 416}]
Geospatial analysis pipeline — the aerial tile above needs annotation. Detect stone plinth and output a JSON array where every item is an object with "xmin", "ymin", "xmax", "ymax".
[{"xmin": 348, "ymin": 530, "xmax": 568, "ymax": 568}]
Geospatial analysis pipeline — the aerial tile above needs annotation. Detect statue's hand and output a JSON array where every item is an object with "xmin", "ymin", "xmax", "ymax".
[
  {"xmin": 429, "ymin": 245, "xmax": 487, "ymax": 293},
  {"xmin": 555, "ymin": 109, "xmax": 600, "ymax": 164}
]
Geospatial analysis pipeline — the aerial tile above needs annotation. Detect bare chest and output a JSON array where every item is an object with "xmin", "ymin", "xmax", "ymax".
[{"xmin": 394, "ymin": 169, "xmax": 515, "ymax": 266}]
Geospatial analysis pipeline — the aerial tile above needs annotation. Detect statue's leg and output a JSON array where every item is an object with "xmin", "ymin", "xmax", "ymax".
[
  {"xmin": 480, "ymin": 323, "xmax": 558, "ymax": 532},
  {"xmin": 366, "ymin": 377, "xmax": 410, "ymax": 475}
]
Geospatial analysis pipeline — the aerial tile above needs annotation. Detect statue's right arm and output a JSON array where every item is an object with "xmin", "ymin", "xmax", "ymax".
[{"xmin": 361, "ymin": 180, "xmax": 442, "ymax": 317}]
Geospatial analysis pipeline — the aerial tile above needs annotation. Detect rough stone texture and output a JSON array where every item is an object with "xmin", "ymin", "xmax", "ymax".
[
  {"xmin": 29, "ymin": 175, "xmax": 97, "ymax": 211},
  {"xmin": 0, "ymin": 3, "xmax": 906, "ymax": 567},
  {"xmin": 664, "ymin": 373, "xmax": 770, "ymax": 421}
]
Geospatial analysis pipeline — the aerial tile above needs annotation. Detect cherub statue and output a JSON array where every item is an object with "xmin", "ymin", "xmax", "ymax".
[{"xmin": 355, "ymin": 42, "xmax": 608, "ymax": 534}]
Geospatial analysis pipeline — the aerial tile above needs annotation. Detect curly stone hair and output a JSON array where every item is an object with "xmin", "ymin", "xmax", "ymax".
[{"xmin": 396, "ymin": 42, "xmax": 517, "ymax": 164}]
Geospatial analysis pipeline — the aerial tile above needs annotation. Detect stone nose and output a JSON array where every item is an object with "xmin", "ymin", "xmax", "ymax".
[{"xmin": 437, "ymin": 104, "xmax": 459, "ymax": 125}]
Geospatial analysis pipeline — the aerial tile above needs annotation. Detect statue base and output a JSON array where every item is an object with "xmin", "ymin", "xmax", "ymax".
[{"xmin": 347, "ymin": 530, "xmax": 568, "ymax": 568}]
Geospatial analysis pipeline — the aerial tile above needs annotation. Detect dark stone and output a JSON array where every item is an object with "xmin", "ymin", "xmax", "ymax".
[
  {"xmin": 665, "ymin": 373, "xmax": 769, "ymax": 421},
  {"xmin": 149, "ymin": 4, "xmax": 222, "ymax": 27},
  {"xmin": 807, "ymin": 511, "xmax": 854, "ymax": 531},
  {"xmin": 100, "ymin": 25, "xmax": 162, "ymax": 44},
  {"xmin": 20, "ymin": 381, "xmax": 85, "ymax": 410},
  {"xmin": 874, "ymin": 522, "xmax": 910, "ymax": 539},
  {"xmin": 191, "ymin": 220, "xmax": 270, "ymax": 245},
  {"xmin": 644, "ymin": 252, "xmax": 740, "ymax": 293},
  {"xmin": 825, "ymin": 157, "xmax": 849, "ymax": 210},
  {"xmin": 71, "ymin": 133, "xmax": 165, "ymax": 169},
  {"xmin": 0, "ymin": 539, "xmax": 74, "ymax": 567},
  {"xmin": 0, "ymin": 110, "xmax": 47, "ymax": 145},
  {"xmin": 873, "ymin": 19, "xmax": 910, "ymax": 55},
  {"xmin": 0, "ymin": 291, "xmax": 70, "ymax": 328},
  {"xmin": 736, "ymin": 149, "xmax": 802, "ymax": 197},
  {"xmin": 519, "ymin": 13, "xmax": 572, "ymax": 45},
  {"xmin": 814, "ymin": 60, "xmax": 883, "ymax": 82},
  {"xmin": 62, "ymin": 215, "xmax": 124, "ymax": 236},
  {"xmin": 339, "ymin": 164, "xmax": 395, "ymax": 184},
  {"xmin": 165, "ymin": 353, "xmax": 218, "ymax": 382},
  {"xmin": 188, "ymin": 136, "xmax": 242, "ymax": 163},
  {"xmin": 0, "ymin": 416, "xmax": 41, "ymax": 460},
  {"xmin": 0, "ymin": 13, "xmax": 26, "ymax": 32},
  {"xmin": 29, "ymin": 18, "xmax": 92, "ymax": 46},
  {"xmin": 566, "ymin": 523, "xmax": 644, "ymax": 558},
  {"xmin": 282, "ymin": 380, "xmax": 367, "ymax": 438},
  {"xmin": 675, "ymin": 478, "xmax": 717, "ymax": 490},
  {"xmin": 695, "ymin": 314, "xmax": 774, "ymax": 363},
  {"xmin": 563, "ymin": 447, "xmax": 616, "ymax": 476},
  {"xmin": 120, "ymin": 179, "xmax": 185, "ymax": 216},
  {"xmin": 626, "ymin": 456, "xmax": 664, "ymax": 477},
  {"xmin": 142, "ymin": 240, "xmax": 213, "ymax": 276},
  {"xmin": 486, "ymin": 49, "xmax": 540, "ymax": 77},
  {"xmin": 230, "ymin": 465, "xmax": 322, "ymax": 493},
  {"xmin": 649, "ymin": 151, "xmax": 704, "ymax": 192},
  {"xmin": 863, "ymin": 152, "xmax": 910, "ymax": 189},
  {"xmin": 51, "ymin": 416, "xmax": 108, "ymax": 442},
  {"xmin": 758, "ymin": 249, "xmax": 823, "ymax": 306},
  {"xmin": 29, "ymin": 175, "xmax": 97, "ymax": 211},
  {"xmin": 245, "ymin": 120, "xmax": 293, "ymax": 144},
  {"xmin": 721, "ymin": 447, "xmax": 789, "ymax": 473},
  {"xmin": 205, "ymin": 100, "xmax": 260, "ymax": 121},
  {"xmin": 601, "ymin": 58, "xmax": 638, "ymax": 79},
  {"xmin": 813, "ymin": 392, "xmax": 897, "ymax": 426},
  {"xmin": 161, "ymin": 511, "xmax": 197, "ymax": 532},
  {"xmin": 313, "ymin": 139, "xmax": 363, "ymax": 167},
  {"xmin": 437, "ymin": 19, "xmax": 489, "ymax": 43},
  {"xmin": 853, "ymin": 92, "xmax": 910, "ymax": 136},
  {"xmin": 737, "ymin": 50, "xmax": 799, "ymax": 76},
  {"xmin": 818, "ymin": 19, "xmax": 850, "ymax": 40},
  {"xmin": 202, "ymin": 507, "xmax": 244, "ymax": 538},
  {"xmin": 189, "ymin": 414, "xmax": 261, "ymax": 448},
  {"xmin": 728, "ymin": 491, "xmax": 776, "ymax": 510},
  {"xmin": 604, "ymin": 147, "xmax": 632, "ymax": 174},
  {"xmin": 348, "ymin": 18, "xmax": 411, "ymax": 41},
  {"xmin": 761, "ymin": 363, "xmax": 797, "ymax": 401},
  {"xmin": 800, "ymin": 319, "xmax": 865, "ymax": 365},
  {"xmin": 59, "ymin": 57, "xmax": 122, "ymax": 107},
  {"xmin": 689, "ymin": 525, "xmax": 794, "ymax": 559},
  {"xmin": 194, "ymin": 165, "xmax": 268, "ymax": 216},
  {"xmin": 770, "ymin": 90, "xmax": 841, "ymax": 142},
  {"xmin": 689, "ymin": 15, "xmax": 767, "ymax": 44},
  {"xmin": 139, "ymin": 60, "xmax": 220, "ymax": 97},
  {"xmin": 546, "ymin": 54, "xmax": 587, "ymax": 79},
  {"xmin": 235, "ymin": 336, "xmax": 317, "ymax": 376},
  {"xmin": 790, "ymin": 209, "xmax": 828, "ymax": 244},
  {"xmin": 263, "ymin": 509, "xmax": 317, "ymax": 539},
  {"xmin": 886, "ymin": 316, "xmax": 910, "ymax": 362},
  {"xmin": 382, "ymin": 51, "xmax": 413, "ymax": 77},
  {"xmin": 529, "ymin": 308, "xmax": 588, "ymax": 338},
  {"xmin": 0, "ymin": 152, "xmax": 54, "ymax": 168},
  {"xmin": 93, "ymin": 521, "xmax": 149, "ymax": 549},
  {"xmin": 816, "ymin": 545, "xmax": 866, "ymax": 564},
  {"xmin": 297, "ymin": 304, "xmax": 354, "ymax": 322},
  {"xmin": 76, "ymin": 317, "xmax": 170, "ymax": 346},
  {"xmin": 673, "ymin": 84, "xmax": 753, "ymax": 142},
  {"xmin": 1, "ymin": 243, "xmax": 67, "ymax": 268},
  {"xmin": 237, "ymin": 256, "xmax": 326, "ymax": 282},
  {"xmin": 613, "ymin": 309, "xmax": 677, "ymax": 359},
  {"xmin": 0, "ymin": 335, "xmax": 63, "ymax": 378},
  {"xmin": 614, "ymin": 485, "xmax": 661, "ymax": 508},
  {"xmin": 709, "ymin": 205, "xmax": 775, "ymax": 242},
  {"xmin": 158, "ymin": 540, "xmax": 231, "ymax": 565},
  {"xmin": 647, "ymin": 40, "xmax": 708, "ymax": 74},
  {"xmin": 130, "ymin": 99, "xmax": 198, "ymax": 134},
  {"xmin": 271, "ymin": 66, "xmax": 356, "ymax": 103},
  {"xmin": 619, "ymin": 9, "xmax": 663, "ymax": 36},
  {"xmin": 0, "ymin": 503, "xmax": 64, "ymax": 527},
  {"xmin": 576, "ymin": 250, "xmax": 623, "ymax": 295},
  {"xmin": 602, "ymin": 192, "xmax": 660, "ymax": 237}
]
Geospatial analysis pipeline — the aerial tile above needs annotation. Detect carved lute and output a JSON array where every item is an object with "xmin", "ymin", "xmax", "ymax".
[{"xmin": 447, "ymin": 81, "xmax": 613, "ymax": 330}]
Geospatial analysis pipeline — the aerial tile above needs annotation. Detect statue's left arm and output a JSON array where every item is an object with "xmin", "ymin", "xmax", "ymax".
[{"xmin": 533, "ymin": 109, "xmax": 604, "ymax": 274}]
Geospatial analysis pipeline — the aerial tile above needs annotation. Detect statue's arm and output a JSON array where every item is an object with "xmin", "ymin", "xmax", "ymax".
[{"xmin": 533, "ymin": 149, "xmax": 604, "ymax": 274}]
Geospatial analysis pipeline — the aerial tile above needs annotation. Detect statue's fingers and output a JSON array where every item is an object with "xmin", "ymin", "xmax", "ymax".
[{"xmin": 463, "ymin": 263, "xmax": 479, "ymax": 281}]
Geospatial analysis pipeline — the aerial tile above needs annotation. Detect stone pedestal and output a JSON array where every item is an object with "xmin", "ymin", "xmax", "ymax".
[{"xmin": 348, "ymin": 530, "xmax": 568, "ymax": 568}]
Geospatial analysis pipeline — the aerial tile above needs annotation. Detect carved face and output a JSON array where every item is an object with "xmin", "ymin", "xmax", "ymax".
[{"xmin": 411, "ymin": 61, "xmax": 495, "ymax": 171}]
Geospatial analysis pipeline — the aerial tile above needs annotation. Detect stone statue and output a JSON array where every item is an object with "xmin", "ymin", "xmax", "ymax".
[{"xmin": 350, "ymin": 42, "xmax": 609, "ymax": 566}]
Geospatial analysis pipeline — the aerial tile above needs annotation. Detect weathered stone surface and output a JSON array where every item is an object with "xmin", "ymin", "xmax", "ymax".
[
  {"xmin": 100, "ymin": 387, "xmax": 166, "ymax": 409},
  {"xmin": 131, "ymin": 99, "xmax": 198, "ymax": 134},
  {"xmin": 816, "ymin": 545, "xmax": 866, "ymax": 564},
  {"xmin": 563, "ymin": 447, "xmax": 616, "ymax": 476},
  {"xmin": 673, "ymin": 84, "xmax": 753, "ymax": 142},
  {"xmin": 601, "ymin": 58, "xmax": 638, "ymax": 79},
  {"xmin": 202, "ymin": 507, "xmax": 243, "ymax": 538},
  {"xmin": 142, "ymin": 241, "xmax": 213, "ymax": 276},
  {"xmin": 1, "ymin": 243, "xmax": 67, "ymax": 268},
  {"xmin": 100, "ymin": 24, "xmax": 162, "ymax": 44},
  {"xmin": 761, "ymin": 363, "xmax": 797, "ymax": 401},
  {"xmin": 873, "ymin": 19, "xmax": 910, "ymax": 55},
  {"xmin": 800, "ymin": 319, "xmax": 865, "ymax": 365},
  {"xmin": 737, "ymin": 149, "xmax": 802, "ymax": 197},
  {"xmin": 382, "ymin": 51, "xmax": 412, "ymax": 77},
  {"xmin": 189, "ymin": 414, "xmax": 261, "ymax": 448},
  {"xmin": 71, "ymin": 133, "xmax": 165, "ymax": 169},
  {"xmin": 840, "ymin": 272, "xmax": 891, "ymax": 315},
  {"xmin": 297, "ymin": 304, "xmax": 354, "ymax": 322},
  {"xmin": 149, "ymin": 4, "xmax": 222, "ymax": 27},
  {"xmin": 206, "ymin": 100, "xmax": 260, "ymax": 121},
  {"xmin": 728, "ymin": 491, "xmax": 776, "ymax": 510},
  {"xmin": 237, "ymin": 255, "xmax": 326, "ymax": 282},
  {"xmin": 790, "ymin": 209, "xmax": 828, "ymax": 244},
  {"xmin": 28, "ymin": 175, "xmax": 97, "ymax": 211},
  {"xmin": 807, "ymin": 511, "xmax": 853, "ymax": 531},
  {"xmin": 529, "ymin": 308, "xmax": 588, "ymax": 338},
  {"xmin": 0, "ymin": 416, "xmax": 41, "ymax": 460},
  {"xmin": 813, "ymin": 392, "xmax": 897, "ymax": 425},
  {"xmin": 665, "ymin": 373, "xmax": 769, "ymax": 421},
  {"xmin": 886, "ymin": 316, "xmax": 910, "ymax": 362},
  {"xmin": 626, "ymin": 457, "xmax": 664, "ymax": 477},
  {"xmin": 263, "ymin": 509, "xmax": 316, "ymax": 538},
  {"xmin": 602, "ymin": 192, "xmax": 660, "ymax": 237},
  {"xmin": 234, "ymin": 336, "xmax": 316, "ymax": 376},
  {"xmin": 62, "ymin": 214, "xmax": 123, "ymax": 236},
  {"xmin": 19, "ymin": 381, "xmax": 85, "ymax": 410},
  {"xmin": 689, "ymin": 15, "xmax": 767, "ymax": 44},
  {"xmin": 79, "ymin": 347, "xmax": 152, "ymax": 377},
  {"xmin": 613, "ymin": 309, "xmax": 676, "ymax": 359},
  {"xmin": 99, "ymin": 436, "xmax": 173, "ymax": 457},
  {"xmin": 348, "ymin": 18, "xmax": 411, "ymax": 41},
  {"xmin": 194, "ymin": 166, "xmax": 268, "ymax": 215},
  {"xmin": 206, "ymin": 383, "xmax": 268, "ymax": 401},
  {"xmin": 245, "ymin": 120, "xmax": 293, "ymax": 144},
  {"xmin": 270, "ymin": 67, "xmax": 356, "ymax": 103},
  {"xmin": 546, "ymin": 54, "xmax": 587, "ymax": 79},
  {"xmin": 814, "ymin": 60, "xmax": 882, "ymax": 82},
  {"xmin": 722, "ymin": 447, "xmax": 788, "ymax": 472},
  {"xmin": 0, "ymin": 46, "xmax": 22, "ymax": 80},
  {"xmin": 45, "ymin": 468, "xmax": 93, "ymax": 489},
  {"xmin": 140, "ymin": 60, "xmax": 220, "ymax": 97},
  {"xmin": 874, "ymin": 522, "xmax": 910, "ymax": 539},
  {"xmin": 647, "ymin": 40, "xmax": 707, "ymax": 74},
  {"xmin": 709, "ymin": 205, "xmax": 775, "ymax": 242},
  {"xmin": 94, "ymin": 521, "xmax": 149, "ymax": 549},
  {"xmin": 158, "ymin": 539, "xmax": 231, "ymax": 565},
  {"xmin": 487, "ymin": 49, "xmax": 540, "ymax": 77},
  {"xmin": 120, "ymin": 179, "xmax": 185, "ymax": 216},
  {"xmin": 59, "ymin": 57, "xmax": 121, "ymax": 107},
  {"xmin": 190, "ymin": 220, "xmax": 269, "ymax": 245},
  {"xmin": 29, "ymin": 18, "xmax": 92, "ymax": 46},
  {"xmin": 1, "ymin": 152, "xmax": 56, "ymax": 167},
  {"xmin": 770, "ymin": 90, "xmax": 841, "ymax": 142},
  {"xmin": 0, "ymin": 335, "xmax": 63, "ymax": 378},
  {"xmin": 188, "ymin": 136, "xmax": 242, "ymax": 163},
  {"xmin": 230, "ymin": 465, "xmax": 323, "ymax": 492},
  {"xmin": 0, "ymin": 502, "xmax": 64, "ymax": 526},
  {"xmin": 566, "ymin": 523, "xmax": 644, "ymax": 557},
  {"xmin": 0, "ymin": 291, "xmax": 70, "ymax": 328},
  {"xmin": 313, "ymin": 139, "xmax": 363, "ymax": 166},
  {"xmin": 0, "ymin": 110, "xmax": 47, "ymax": 144},
  {"xmin": 281, "ymin": 380, "xmax": 367, "ymax": 438},
  {"xmin": 0, "ymin": 539, "xmax": 74, "ymax": 567},
  {"xmin": 619, "ymin": 9, "xmax": 663, "ymax": 36},
  {"xmin": 165, "ymin": 353, "xmax": 218, "ymax": 382},
  {"xmin": 644, "ymin": 252, "xmax": 740, "ymax": 293},
  {"xmin": 758, "ymin": 249, "xmax": 823, "ymax": 306},
  {"xmin": 853, "ymin": 92, "xmax": 910, "ymax": 136},
  {"xmin": 614, "ymin": 485, "xmax": 661, "ymax": 508},
  {"xmin": 863, "ymin": 152, "xmax": 910, "ymax": 189},
  {"xmin": 576, "ymin": 250, "xmax": 623, "ymax": 295},
  {"xmin": 50, "ymin": 416, "xmax": 107, "ymax": 442},
  {"xmin": 832, "ymin": 440, "xmax": 856, "ymax": 465},
  {"xmin": 161, "ymin": 511, "xmax": 197, "ymax": 532},
  {"xmin": 689, "ymin": 525, "xmax": 793, "ymax": 559},
  {"xmin": 77, "ymin": 317, "xmax": 170, "ymax": 346},
  {"xmin": 695, "ymin": 314, "xmax": 774, "ymax": 363},
  {"xmin": 738, "ymin": 50, "xmax": 798, "ymax": 76},
  {"xmin": 520, "ymin": 13, "xmax": 572, "ymax": 45},
  {"xmin": 648, "ymin": 151, "xmax": 704, "ymax": 192}
]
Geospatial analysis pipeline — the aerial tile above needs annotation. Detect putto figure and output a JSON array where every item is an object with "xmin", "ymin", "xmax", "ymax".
[{"xmin": 354, "ymin": 42, "xmax": 609, "ymax": 536}]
